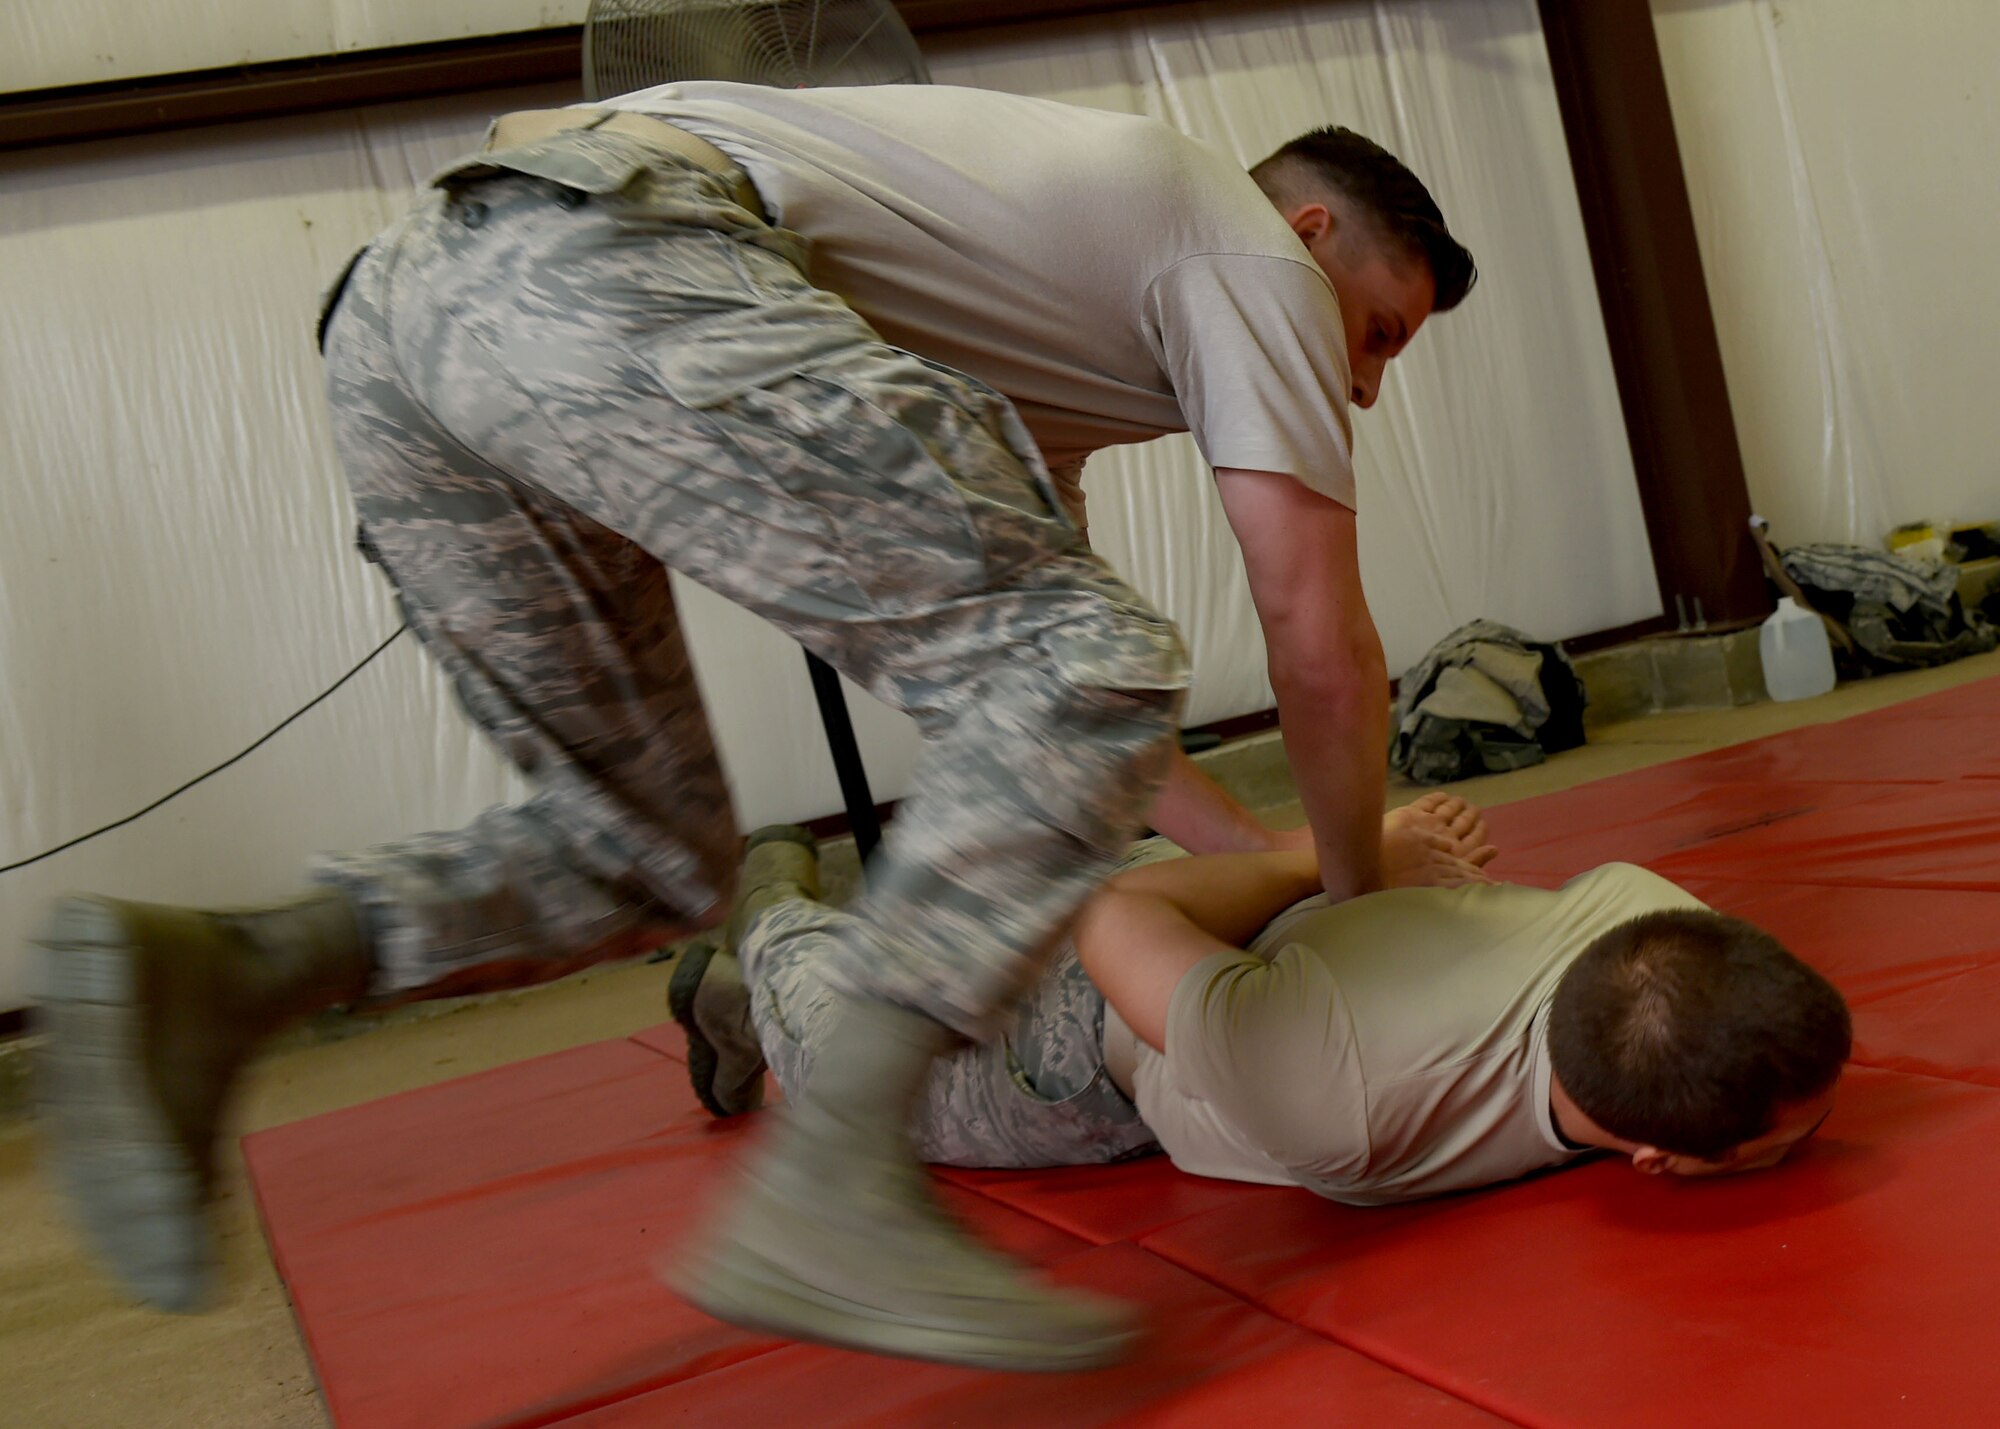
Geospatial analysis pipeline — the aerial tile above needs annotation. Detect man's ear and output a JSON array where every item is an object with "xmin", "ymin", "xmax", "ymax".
[
  {"xmin": 1287, "ymin": 201, "xmax": 1334, "ymax": 249},
  {"xmin": 1631, "ymin": 1146, "xmax": 1671, "ymax": 1176}
]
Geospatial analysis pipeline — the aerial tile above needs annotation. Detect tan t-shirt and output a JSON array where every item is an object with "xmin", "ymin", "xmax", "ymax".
[
  {"xmin": 603, "ymin": 82, "xmax": 1357, "ymax": 515},
  {"xmin": 1109, "ymin": 864, "xmax": 1707, "ymax": 1205}
]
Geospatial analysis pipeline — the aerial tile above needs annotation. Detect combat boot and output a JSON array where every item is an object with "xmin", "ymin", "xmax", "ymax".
[
  {"xmin": 668, "ymin": 940, "xmax": 767, "ymax": 1117},
  {"xmin": 34, "ymin": 891, "xmax": 370, "ymax": 1310},
  {"xmin": 724, "ymin": 824, "xmax": 820, "ymax": 950},
  {"xmin": 669, "ymin": 995, "xmax": 1142, "ymax": 1371},
  {"xmin": 671, "ymin": 825, "xmax": 823, "ymax": 1117}
]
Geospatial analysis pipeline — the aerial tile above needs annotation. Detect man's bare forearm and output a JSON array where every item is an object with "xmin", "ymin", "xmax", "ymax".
[
  {"xmin": 1210, "ymin": 469, "xmax": 1390, "ymax": 901},
  {"xmin": 1147, "ymin": 745, "xmax": 1289, "ymax": 854},
  {"xmin": 1272, "ymin": 648, "xmax": 1389, "ymax": 900}
]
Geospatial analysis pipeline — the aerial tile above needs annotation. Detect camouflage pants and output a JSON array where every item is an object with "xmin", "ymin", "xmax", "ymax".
[
  {"xmin": 741, "ymin": 896, "xmax": 1158, "ymax": 1169},
  {"xmin": 311, "ymin": 128, "xmax": 1189, "ymax": 1031}
]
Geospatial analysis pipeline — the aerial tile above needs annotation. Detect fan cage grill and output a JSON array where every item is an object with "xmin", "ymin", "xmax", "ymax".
[{"xmin": 584, "ymin": 0, "xmax": 932, "ymax": 98}]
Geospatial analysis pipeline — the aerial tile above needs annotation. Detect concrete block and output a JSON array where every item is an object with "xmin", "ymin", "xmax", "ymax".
[
  {"xmin": 1575, "ymin": 628, "xmax": 1767, "ymax": 720},
  {"xmin": 1575, "ymin": 643, "xmax": 1660, "ymax": 727},
  {"xmin": 1722, "ymin": 625, "xmax": 1770, "ymax": 701},
  {"xmin": 1958, "ymin": 557, "xmax": 2000, "ymax": 613}
]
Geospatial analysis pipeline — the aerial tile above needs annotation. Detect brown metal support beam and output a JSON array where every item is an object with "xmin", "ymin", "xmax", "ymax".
[
  {"xmin": 898, "ymin": 0, "xmax": 1168, "ymax": 32},
  {"xmin": 0, "ymin": 30, "xmax": 586, "ymax": 151},
  {"xmin": 1537, "ymin": 0, "xmax": 1769, "ymax": 625},
  {"xmin": 0, "ymin": 3, "xmax": 1164, "ymax": 152}
]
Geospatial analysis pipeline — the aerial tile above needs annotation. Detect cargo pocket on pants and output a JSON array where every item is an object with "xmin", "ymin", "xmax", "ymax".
[
  {"xmin": 1032, "ymin": 599, "xmax": 1191, "ymax": 855},
  {"xmin": 644, "ymin": 308, "xmax": 994, "ymax": 607}
]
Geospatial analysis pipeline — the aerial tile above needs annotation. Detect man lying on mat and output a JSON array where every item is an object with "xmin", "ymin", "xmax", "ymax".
[{"xmin": 675, "ymin": 793, "xmax": 1849, "ymax": 1199}]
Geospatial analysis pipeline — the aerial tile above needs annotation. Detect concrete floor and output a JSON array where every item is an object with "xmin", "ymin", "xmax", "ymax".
[{"xmin": 4, "ymin": 648, "xmax": 1996, "ymax": 1428}]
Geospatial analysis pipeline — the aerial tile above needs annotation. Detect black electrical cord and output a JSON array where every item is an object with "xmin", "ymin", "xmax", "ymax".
[{"xmin": 0, "ymin": 623, "xmax": 409, "ymax": 877}]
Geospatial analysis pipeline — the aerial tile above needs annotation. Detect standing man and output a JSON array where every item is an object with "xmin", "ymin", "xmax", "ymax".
[{"xmin": 37, "ymin": 83, "xmax": 1475, "ymax": 1371}]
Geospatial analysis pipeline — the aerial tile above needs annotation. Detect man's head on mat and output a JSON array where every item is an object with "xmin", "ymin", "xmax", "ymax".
[
  {"xmin": 1251, "ymin": 126, "xmax": 1476, "ymax": 410},
  {"xmin": 1548, "ymin": 908, "xmax": 1851, "ymax": 1178}
]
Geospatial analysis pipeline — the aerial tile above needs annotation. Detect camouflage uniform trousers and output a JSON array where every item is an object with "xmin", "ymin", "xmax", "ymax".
[
  {"xmin": 741, "ymin": 895, "xmax": 1159, "ymax": 1169},
  {"xmin": 310, "ymin": 126, "xmax": 1190, "ymax": 1033},
  {"xmin": 739, "ymin": 836, "xmax": 1187, "ymax": 1166}
]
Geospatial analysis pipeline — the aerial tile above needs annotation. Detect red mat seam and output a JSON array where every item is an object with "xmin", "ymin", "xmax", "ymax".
[
  {"xmin": 623, "ymin": 1028, "xmax": 688, "ymax": 1064},
  {"xmin": 1844, "ymin": 1050, "xmax": 2000, "ymax": 1090},
  {"xmin": 937, "ymin": 1173, "xmax": 1541, "ymax": 1425},
  {"xmin": 934, "ymin": 1173, "xmax": 1111, "ymax": 1246},
  {"xmin": 1649, "ymin": 872, "xmax": 2000, "ymax": 894},
  {"xmin": 309, "ymin": 1140, "xmax": 694, "ymax": 1237},
  {"xmin": 936, "ymin": 1165, "xmax": 1239, "ymax": 1250},
  {"xmin": 1836, "ymin": 962, "xmax": 1999, "ymax": 1011},
  {"xmin": 1130, "ymin": 1237, "xmax": 1542, "ymax": 1429},
  {"xmin": 477, "ymin": 1343, "xmax": 789, "ymax": 1429}
]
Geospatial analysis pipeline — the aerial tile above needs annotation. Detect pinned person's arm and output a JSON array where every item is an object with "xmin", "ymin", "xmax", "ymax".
[
  {"xmin": 1078, "ymin": 802, "xmax": 1493, "ymax": 1051},
  {"xmin": 1074, "ymin": 846, "xmax": 1367, "ymax": 1175},
  {"xmin": 1074, "ymin": 846, "xmax": 1323, "ymax": 1052},
  {"xmin": 1214, "ymin": 468, "xmax": 1388, "ymax": 900}
]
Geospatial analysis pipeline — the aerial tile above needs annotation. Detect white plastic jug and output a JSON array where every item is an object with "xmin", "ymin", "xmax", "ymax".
[{"xmin": 1759, "ymin": 596, "xmax": 1837, "ymax": 702}]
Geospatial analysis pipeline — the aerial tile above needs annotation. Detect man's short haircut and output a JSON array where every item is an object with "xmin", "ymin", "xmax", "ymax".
[
  {"xmin": 1549, "ymin": 909, "xmax": 1851, "ymax": 1161},
  {"xmin": 1250, "ymin": 126, "xmax": 1477, "ymax": 312}
]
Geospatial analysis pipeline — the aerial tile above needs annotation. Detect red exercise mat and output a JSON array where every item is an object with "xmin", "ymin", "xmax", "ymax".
[
  {"xmin": 1651, "ymin": 780, "xmax": 2000, "ymax": 890},
  {"xmin": 1484, "ymin": 779, "xmax": 1900, "ymax": 880},
  {"xmin": 937, "ymin": 1153, "xmax": 1293, "ymax": 1248},
  {"xmin": 1849, "ymin": 964, "xmax": 2000, "ymax": 1087},
  {"xmin": 245, "ymin": 671, "xmax": 2000, "ymax": 1426},
  {"xmin": 1677, "ymin": 878, "xmax": 2000, "ymax": 1007},
  {"xmin": 564, "ymin": 1243, "xmax": 1508, "ymax": 1428},
  {"xmin": 245, "ymin": 1031, "xmax": 1087, "ymax": 1429},
  {"xmin": 1140, "ymin": 1068, "xmax": 2000, "ymax": 1429},
  {"xmin": 1666, "ymin": 711, "xmax": 1997, "ymax": 785}
]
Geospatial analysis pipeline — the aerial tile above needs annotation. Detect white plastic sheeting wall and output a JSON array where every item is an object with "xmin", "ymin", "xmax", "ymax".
[
  {"xmin": 0, "ymin": 1, "xmax": 593, "ymax": 92},
  {"xmin": 1654, "ymin": 0, "xmax": 2000, "ymax": 546},
  {"xmin": 1, "ymin": 1, "xmax": 1659, "ymax": 1008}
]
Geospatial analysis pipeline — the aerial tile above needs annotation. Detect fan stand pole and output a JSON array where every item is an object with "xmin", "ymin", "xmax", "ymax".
[{"xmin": 803, "ymin": 649, "xmax": 883, "ymax": 866}]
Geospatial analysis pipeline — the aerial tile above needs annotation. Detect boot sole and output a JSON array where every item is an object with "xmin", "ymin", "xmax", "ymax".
[
  {"xmin": 668, "ymin": 940, "xmax": 732, "ymax": 1119},
  {"xmin": 32, "ymin": 896, "xmax": 214, "ymax": 1311},
  {"xmin": 668, "ymin": 1239, "xmax": 1142, "ymax": 1374}
]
